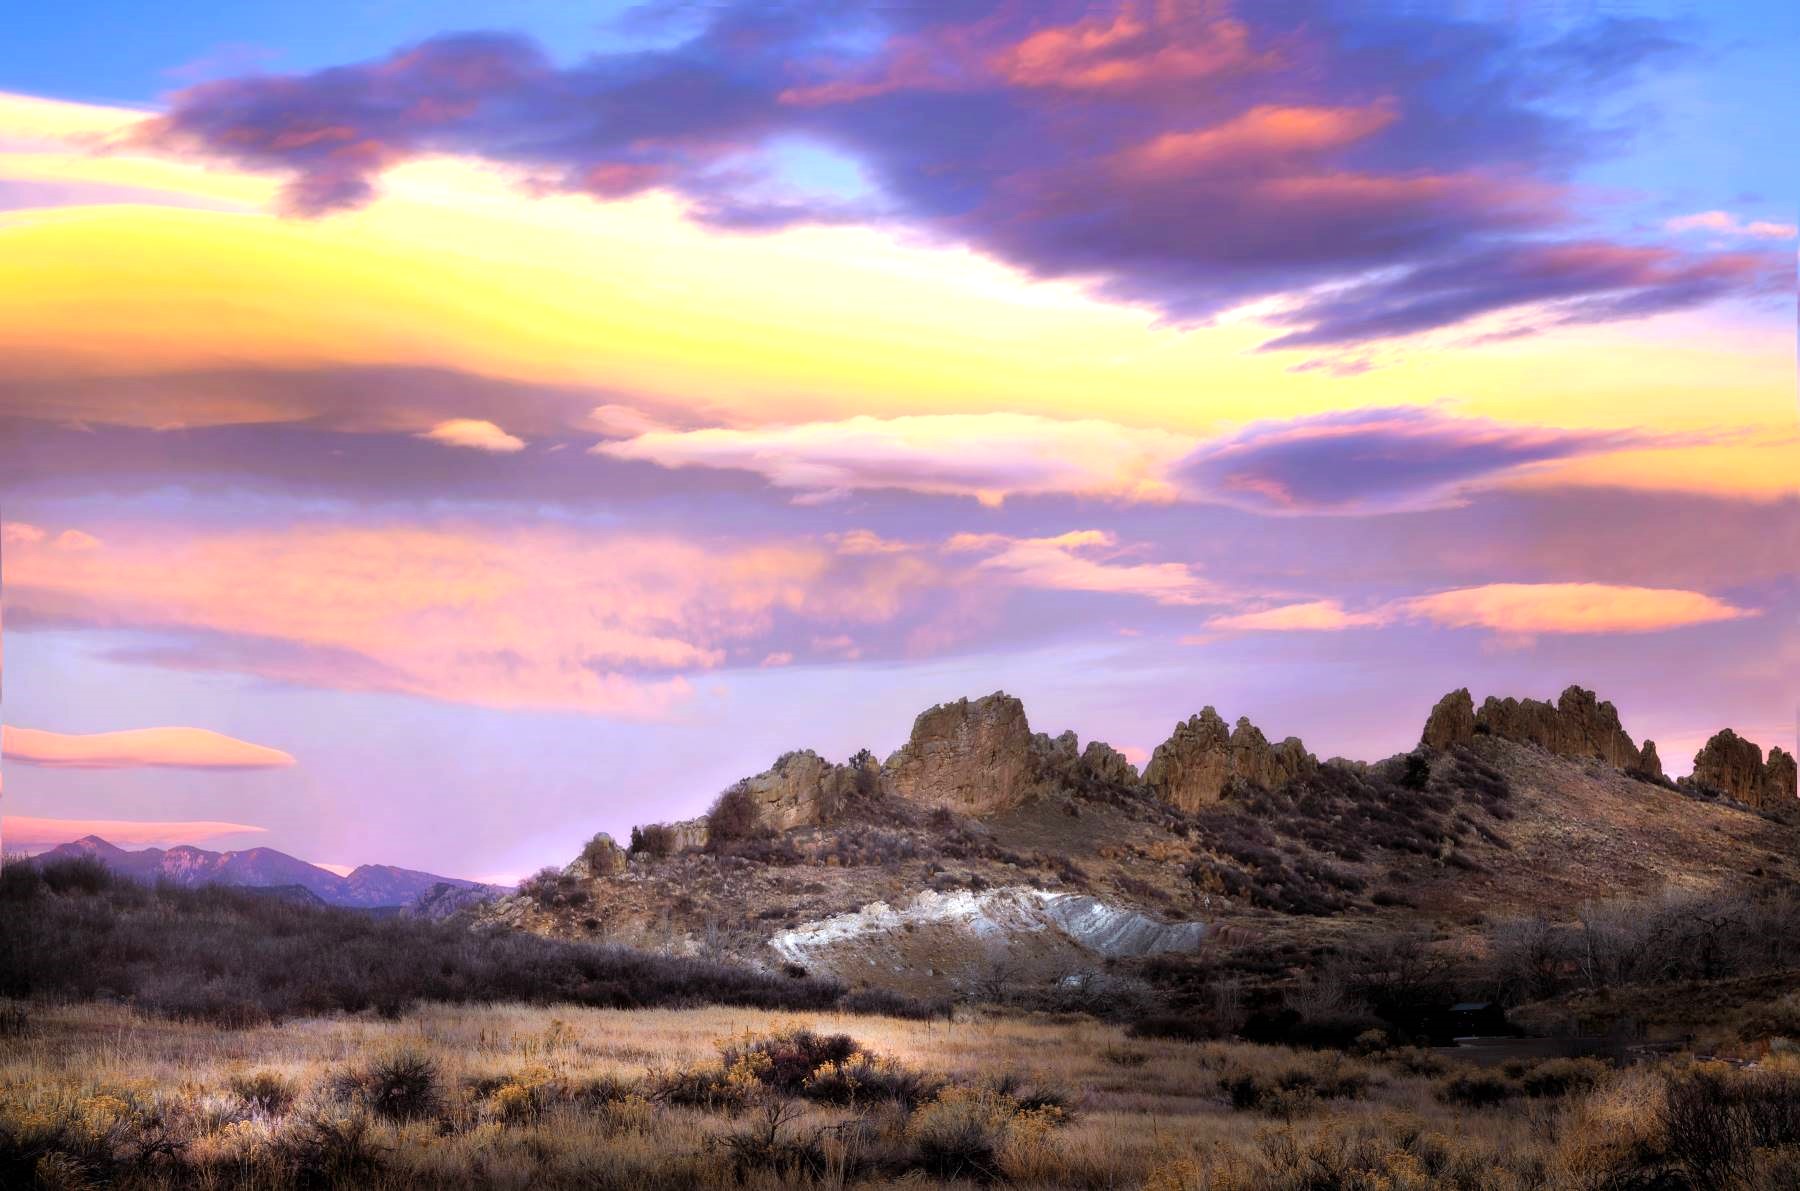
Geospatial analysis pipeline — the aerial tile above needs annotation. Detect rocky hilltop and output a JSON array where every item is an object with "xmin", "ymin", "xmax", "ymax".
[
  {"xmin": 485, "ymin": 683, "xmax": 1797, "ymax": 1000},
  {"xmin": 1421, "ymin": 685, "xmax": 1656, "ymax": 774},
  {"xmin": 1691, "ymin": 729, "xmax": 1799, "ymax": 810}
]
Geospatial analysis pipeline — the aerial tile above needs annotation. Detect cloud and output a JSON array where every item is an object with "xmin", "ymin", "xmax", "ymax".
[
  {"xmin": 418, "ymin": 418, "xmax": 526, "ymax": 452},
  {"xmin": 130, "ymin": 4, "xmax": 1780, "ymax": 347},
  {"xmin": 2, "ymin": 522, "xmax": 100, "ymax": 549},
  {"xmin": 593, "ymin": 412, "xmax": 1191, "ymax": 505},
  {"xmin": 1259, "ymin": 241, "xmax": 1785, "ymax": 350},
  {"xmin": 5, "ymin": 520, "xmax": 943, "ymax": 716},
  {"xmin": 1208, "ymin": 582, "xmax": 1754, "ymax": 636},
  {"xmin": 1, "ymin": 816, "xmax": 268, "ymax": 852},
  {"xmin": 947, "ymin": 530, "xmax": 1224, "ymax": 606},
  {"xmin": 1666, "ymin": 211, "xmax": 1797, "ymax": 240},
  {"xmin": 1176, "ymin": 406, "xmax": 1661, "ymax": 514},
  {"xmin": 1208, "ymin": 600, "xmax": 1383, "ymax": 631},
  {"xmin": 1393, "ymin": 582, "xmax": 1755, "ymax": 635},
  {"xmin": 2, "ymin": 725, "xmax": 296, "ymax": 769}
]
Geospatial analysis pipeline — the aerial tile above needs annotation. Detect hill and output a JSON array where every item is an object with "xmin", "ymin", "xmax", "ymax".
[
  {"xmin": 33, "ymin": 835, "xmax": 511, "ymax": 910},
  {"xmin": 481, "ymin": 686, "xmax": 1799, "ymax": 1009}
]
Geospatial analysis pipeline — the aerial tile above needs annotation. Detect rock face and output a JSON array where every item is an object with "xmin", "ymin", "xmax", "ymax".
[
  {"xmin": 1079, "ymin": 741, "xmax": 1140, "ymax": 786},
  {"xmin": 1144, "ymin": 708, "xmax": 1315, "ymax": 812},
  {"xmin": 1421, "ymin": 689, "xmax": 1476, "ymax": 751},
  {"xmin": 884, "ymin": 692, "xmax": 1037, "ymax": 815},
  {"xmin": 1691, "ymin": 731, "xmax": 1798, "ymax": 810},
  {"xmin": 729, "ymin": 749, "xmax": 878, "ymax": 832},
  {"xmin": 1442, "ymin": 686, "xmax": 1647, "ymax": 770},
  {"xmin": 1635, "ymin": 739, "xmax": 1665, "ymax": 781}
]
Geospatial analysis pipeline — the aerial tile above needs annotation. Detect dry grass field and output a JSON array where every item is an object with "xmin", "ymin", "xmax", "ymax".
[{"xmin": 6, "ymin": 999, "xmax": 1800, "ymax": 1189}]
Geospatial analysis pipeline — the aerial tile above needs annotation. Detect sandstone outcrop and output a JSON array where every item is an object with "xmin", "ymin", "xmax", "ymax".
[
  {"xmin": 1421, "ymin": 689, "xmax": 1476, "ymax": 751},
  {"xmin": 727, "ymin": 749, "xmax": 879, "ymax": 832},
  {"xmin": 1420, "ymin": 685, "xmax": 1650, "ymax": 771},
  {"xmin": 1635, "ymin": 739, "xmax": 1665, "ymax": 781},
  {"xmin": 1079, "ymin": 741, "xmax": 1140, "ymax": 786},
  {"xmin": 1690, "ymin": 731, "xmax": 1798, "ymax": 810},
  {"xmin": 1144, "ymin": 708, "xmax": 1315, "ymax": 811},
  {"xmin": 883, "ymin": 691, "xmax": 1037, "ymax": 815}
]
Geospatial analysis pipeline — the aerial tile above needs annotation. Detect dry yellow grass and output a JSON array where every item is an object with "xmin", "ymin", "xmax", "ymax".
[{"xmin": 3, "ymin": 1000, "xmax": 1796, "ymax": 1188}]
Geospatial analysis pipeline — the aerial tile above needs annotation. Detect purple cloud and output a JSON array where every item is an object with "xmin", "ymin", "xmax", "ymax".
[
  {"xmin": 1177, "ymin": 407, "xmax": 1664, "ymax": 514},
  {"xmin": 132, "ymin": 2, "xmax": 1782, "ymax": 348}
]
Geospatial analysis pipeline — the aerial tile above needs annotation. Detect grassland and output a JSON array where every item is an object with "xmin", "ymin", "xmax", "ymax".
[{"xmin": 7, "ymin": 998, "xmax": 1800, "ymax": 1189}]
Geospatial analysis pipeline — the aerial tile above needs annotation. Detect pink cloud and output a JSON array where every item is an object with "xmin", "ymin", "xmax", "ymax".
[
  {"xmin": 947, "ymin": 529, "xmax": 1225, "ymax": 606},
  {"xmin": 993, "ymin": 8, "xmax": 1262, "ymax": 91},
  {"xmin": 1665, "ymin": 210, "xmax": 1796, "ymax": 240},
  {"xmin": 418, "ymin": 418, "xmax": 526, "ymax": 452},
  {"xmin": 2, "ymin": 816, "xmax": 267, "ymax": 853},
  {"xmin": 6, "ymin": 521, "xmax": 941, "ymax": 716},
  {"xmin": 1120, "ymin": 102, "xmax": 1397, "ymax": 177},
  {"xmin": 1209, "ymin": 600, "xmax": 1383, "ymax": 631},
  {"xmin": 1208, "ymin": 583, "xmax": 1755, "ymax": 636},
  {"xmin": 3, "ymin": 725, "xmax": 295, "ymax": 770}
]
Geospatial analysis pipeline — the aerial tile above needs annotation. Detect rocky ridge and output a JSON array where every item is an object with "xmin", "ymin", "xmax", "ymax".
[
  {"xmin": 1421, "ymin": 685, "xmax": 1659, "ymax": 776},
  {"xmin": 1691, "ymin": 730, "xmax": 1799, "ymax": 810}
]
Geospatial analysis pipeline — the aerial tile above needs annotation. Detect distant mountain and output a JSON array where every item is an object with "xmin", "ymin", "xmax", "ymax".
[{"xmin": 40, "ymin": 836, "xmax": 511, "ymax": 910}]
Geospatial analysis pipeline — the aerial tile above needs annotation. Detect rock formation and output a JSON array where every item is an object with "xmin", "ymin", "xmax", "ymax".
[
  {"xmin": 1420, "ymin": 685, "xmax": 1648, "ymax": 772},
  {"xmin": 1078, "ymin": 740, "xmax": 1140, "ymax": 786},
  {"xmin": 1144, "ymin": 708, "xmax": 1315, "ymax": 811},
  {"xmin": 1635, "ymin": 739, "xmax": 1665, "ymax": 781},
  {"xmin": 1421, "ymin": 689, "xmax": 1476, "ymax": 751},
  {"xmin": 883, "ymin": 691, "xmax": 1037, "ymax": 815},
  {"xmin": 1690, "ymin": 731, "xmax": 1798, "ymax": 810},
  {"xmin": 727, "ymin": 749, "xmax": 878, "ymax": 832}
]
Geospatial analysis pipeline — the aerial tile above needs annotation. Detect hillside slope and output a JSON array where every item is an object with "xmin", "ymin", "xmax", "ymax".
[{"xmin": 482, "ymin": 687, "xmax": 1799, "ymax": 1000}]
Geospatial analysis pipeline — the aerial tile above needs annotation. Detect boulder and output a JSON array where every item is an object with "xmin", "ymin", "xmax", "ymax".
[
  {"xmin": 1422, "ymin": 688, "xmax": 1477, "ymax": 751},
  {"xmin": 1145, "ymin": 707, "xmax": 1315, "ymax": 811},
  {"xmin": 1691, "ymin": 731, "xmax": 1797, "ymax": 810},
  {"xmin": 884, "ymin": 691, "xmax": 1037, "ymax": 815}
]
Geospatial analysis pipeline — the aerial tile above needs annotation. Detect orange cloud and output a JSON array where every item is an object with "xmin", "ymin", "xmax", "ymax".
[
  {"xmin": 2, "ymin": 725, "xmax": 296, "ymax": 769},
  {"xmin": 1394, "ymin": 583, "xmax": 1756, "ymax": 635},
  {"xmin": 418, "ymin": 418, "xmax": 526, "ymax": 452},
  {"xmin": 2, "ymin": 816, "xmax": 267, "ymax": 852}
]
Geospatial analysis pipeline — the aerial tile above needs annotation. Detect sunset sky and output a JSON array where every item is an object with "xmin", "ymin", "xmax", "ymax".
[{"xmin": 3, "ymin": 1, "xmax": 1795, "ymax": 881}]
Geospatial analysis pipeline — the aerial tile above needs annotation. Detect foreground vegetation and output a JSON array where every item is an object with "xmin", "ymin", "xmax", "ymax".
[
  {"xmin": 7, "ymin": 999, "xmax": 1800, "ymax": 1189},
  {"xmin": 0, "ymin": 858, "xmax": 931, "ymax": 1025}
]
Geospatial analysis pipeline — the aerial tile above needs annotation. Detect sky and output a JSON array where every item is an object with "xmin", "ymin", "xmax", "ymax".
[{"xmin": 1, "ymin": 0, "xmax": 1795, "ymax": 883}]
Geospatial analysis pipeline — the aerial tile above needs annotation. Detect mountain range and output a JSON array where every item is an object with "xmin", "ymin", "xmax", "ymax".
[{"xmin": 40, "ymin": 835, "xmax": 511, "ymax": 909}]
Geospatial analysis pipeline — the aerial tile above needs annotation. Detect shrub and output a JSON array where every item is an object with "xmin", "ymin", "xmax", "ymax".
[
  {"xmin": 229, "ymin": 1070, "xmax": 297, "ymax": 1115},
  {"xmin": 38, "ymin": 856, "xmax": 112, "ymax": 895},
  {"xmin": 628, "ymin": 823, "xmax": 678, "ymax": 859},
  {"xmin": 802, "ymin": 1053, "xmax": 943, "ymax": 1111},
  {"xmin": 704, "ymin": 784, "xmax": 765, "ymax": 848},
  {"xmin": 717, "ymin": 1028, "xmax": 859, "ymax": 1094},
  {"xmin": 1218, "ymin": 1053, "xmax": 1372, "ymax": 1116},
  {"xmin": 1436, "ymin": 1070, "xmax": 1516, "ymax": 1108},
  {"xmin": 839, "ymin": 986, "xmax": 952, "ymax": 1021},
  {"xmin": 334, "ymin": 1051, "xmax": 441, "ymax": 1121},
  {"xmin": 0, "ymin": 873, "xmax": 849, "ymax": 1022},
  {"xmin": 578, "ymin": 833, "xmax": 624, "ymax": 875},
  {"xmin": 1658, "ymin": 1062, "xmax": 1800, "ymax": 1188},
  {"xmin": 278, "ymin": 1106, "xmax": 386, "ymax": 1189},
  {"xmin": 713, "ymin": 1102, "xmax": 829, "ymax": 1182},
  {"xmin": 1517, "ymin": 1057, "xmax": 1608, "ymax": 1099},
  {"xmin": 518, "ymin": 866, "xmax": 588, "ymax": 910}
]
